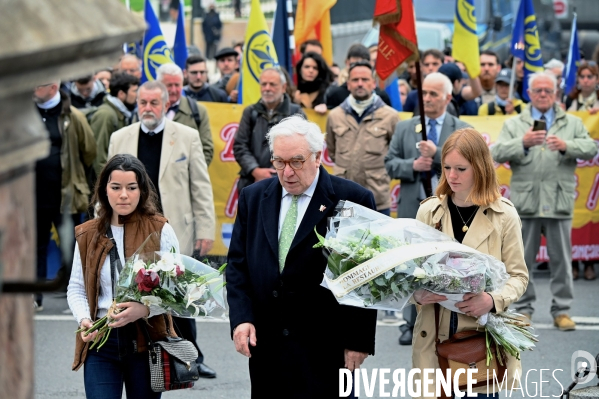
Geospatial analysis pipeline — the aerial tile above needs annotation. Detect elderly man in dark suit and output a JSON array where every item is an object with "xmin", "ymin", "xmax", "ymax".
[
  {"xmin": 226, "ymin": 115, "xmax": 378, "ymax": 398},
  {"xmin": 384, "ymin": 72, "xmax": 471, "ymax": 346}
]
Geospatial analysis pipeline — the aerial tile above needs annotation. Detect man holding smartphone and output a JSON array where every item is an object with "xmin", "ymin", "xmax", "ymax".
[{"xmin": 491, "ymin": 71, "xmax": 597, "ymax": 331}]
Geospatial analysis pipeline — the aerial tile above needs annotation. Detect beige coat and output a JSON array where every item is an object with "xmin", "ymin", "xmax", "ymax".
[
  {"xmin": 413, "ymin": 195, "xmax": 529, "ymax": 397},
  {"xmin": 108, "ymin": 120, "xmax": 215, "ymax": 255},
  {"xmin": 326, "ymin": 99, "xmax": 399, "ymax": 210}
]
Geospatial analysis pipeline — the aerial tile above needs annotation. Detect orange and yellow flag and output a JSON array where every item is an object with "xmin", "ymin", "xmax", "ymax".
[{"xmin": 294, "ymin": 0, "xmax": 337, "ymax": 65}]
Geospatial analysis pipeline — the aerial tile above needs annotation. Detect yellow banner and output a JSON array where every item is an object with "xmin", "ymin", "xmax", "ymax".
[{"xmin": 204, "ymin": 104, "xmax": 599, "ymax": 256}]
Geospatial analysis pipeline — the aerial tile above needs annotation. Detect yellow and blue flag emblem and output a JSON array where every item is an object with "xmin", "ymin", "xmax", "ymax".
[
  {"xmin": 141, "ymin": 0, "xmax": 174, "ymax": 83},
  {"xmin": 452, "ymin": 0, "xmax": 480, "ymax": 78},
  {"xmin": 511, "ymin": 0, "xmax": 543, "ymax": 101},
  {"xmin": 241, "ymin": 0, "xmax": 279, "ymax": 105}
]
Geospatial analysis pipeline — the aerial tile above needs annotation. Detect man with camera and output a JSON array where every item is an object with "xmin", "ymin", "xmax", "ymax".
[{"xmin": 491, "ymin": 72, "xmax": 597, "ymax": 331}]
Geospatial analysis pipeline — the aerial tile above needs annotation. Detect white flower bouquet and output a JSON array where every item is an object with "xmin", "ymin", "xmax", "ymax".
[
  {"xmin": 77, "ymin": 234, "xmax": 226, "ymax": 351},
  {"xmin": 314, "ymin": 201, "xmax": 537, "ymax": 362},
  {"xmin": 315, "ymin": 201, "xmax": 508, "ymax": 310}
]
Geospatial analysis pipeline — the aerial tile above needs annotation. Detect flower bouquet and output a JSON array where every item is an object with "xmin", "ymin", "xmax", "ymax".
[
  {"xmin": 315, "ymin": 200, "xmax": 537, "ymax": 362},
  {"xmin": 77, "ymin": 234, "xmax": 226, "ymax": 351}
]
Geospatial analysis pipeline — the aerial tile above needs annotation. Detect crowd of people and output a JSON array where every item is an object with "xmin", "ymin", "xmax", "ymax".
[{"xmin": 30, "ymin": 35, "xmax": 599, "ymax": 398}]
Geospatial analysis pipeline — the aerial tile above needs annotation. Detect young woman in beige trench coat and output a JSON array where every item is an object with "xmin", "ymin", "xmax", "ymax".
[{"xmin": 412, "ymin": 128, "xmax": 529, "ymax": 398}]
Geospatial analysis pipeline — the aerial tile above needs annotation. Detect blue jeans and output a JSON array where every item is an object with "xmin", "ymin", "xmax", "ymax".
[{"xmin": 84, "ymin": 326, "xmax": 161, "ymax": 399}]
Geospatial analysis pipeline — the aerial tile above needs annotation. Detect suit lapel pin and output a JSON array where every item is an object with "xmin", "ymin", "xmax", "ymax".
[
  {"xmin": 415, "ymin": 123, "xmax": 422, "ymax": 133},
  {"xmin": 319, "ymin": 205, "xmax": 326, "ymax": 212}
]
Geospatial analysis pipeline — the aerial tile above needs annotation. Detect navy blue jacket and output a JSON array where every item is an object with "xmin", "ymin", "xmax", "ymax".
[{"xmin": 226, "ymin": 167, "xmax": 377, "ymax": 398}]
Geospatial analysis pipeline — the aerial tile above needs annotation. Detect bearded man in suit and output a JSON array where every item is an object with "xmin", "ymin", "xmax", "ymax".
[
  {"xmin": 226, "ymin": 115, "xmax": 378, "ymax": 398},
  {"xmin": 108, "ymin": 81, "xmax": 215, "ymax": 255}
]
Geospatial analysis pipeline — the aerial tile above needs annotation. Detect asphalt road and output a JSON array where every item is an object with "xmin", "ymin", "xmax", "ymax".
[{"xmin": 34, "ymin": 270, "xmax": 599, "ymax": 399}]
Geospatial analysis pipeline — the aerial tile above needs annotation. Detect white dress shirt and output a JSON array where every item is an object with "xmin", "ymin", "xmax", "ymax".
[
  {"xmin": 278, "ymin": 169, "xmax": 320, "ymax": 239},
  {"xmin": 67, "ymin": 222, "xmax": 180, "ymax": 325}
]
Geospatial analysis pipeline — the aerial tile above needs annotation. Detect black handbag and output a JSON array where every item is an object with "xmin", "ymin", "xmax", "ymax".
[{"xmin": 142, "ymin": 326, "xmax": 201, "ymax": 392}]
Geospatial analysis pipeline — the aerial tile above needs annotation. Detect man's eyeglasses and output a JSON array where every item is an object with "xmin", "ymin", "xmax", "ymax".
[
  {"xmin": 271, "ymin": 153, "xmax": 314, "ymax": 170},
  {"xmin": 188, "ymin": 70, "xmax": 208, "ymax": 75},
  {"xmin": 530, "ymin": 88, "xmax": 555, "ymax": 95}
]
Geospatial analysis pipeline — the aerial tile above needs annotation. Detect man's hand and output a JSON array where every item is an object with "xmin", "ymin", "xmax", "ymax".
[
  {"xmin": 522, "ymin": 127, "xmax": 546, "ymax": 149},
  {"xmin": 546, "ymin": 135, "xmax": 567, "ymax": 152},
  {"xmin": 418, "ymin": 140, "xmax": 437, "ymax": 158},
  {"xmin": 251, "ymin": 167, "xmax": 277, "ymax": 181},
  {"xmin": 195, "ymin": 239, "xmax": 214, "ymax": 256},
  {"xmin": 590, "ymin": 107, "xmax": 599, "ymax": 115},
  {"xmin": 413, "ymin": 289, "xmax": 447, "ymax": 305},
  {"xmin": 504, "ymin": 100, "xmax": 515, "ymax": 115},
  {"xmin": 314, "ymin": 103, "xmax": 328, "ymax": 115},
  {"xmin": 456, "ymin": 292, "xmax": 494, "ymax": 318},
  {"xmin": 344, "ymin": 349, "xmax": 368, "ymax": 372},
  {"xmin": 233, "ymin": 322, "xmax": 257, "ymax": 357},
  {"xmin": 413, "ymin": 156, "xmax": 433, "ymax": 172},
  {"xmin": 229, "ymin": 90, "xmax": 239, "ymax": 103}
]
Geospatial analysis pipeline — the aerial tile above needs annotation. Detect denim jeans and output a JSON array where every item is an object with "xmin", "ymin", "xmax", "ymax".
[{"xmin": 83, "ymin": 325, "xmax": 160, "ymax": 399}]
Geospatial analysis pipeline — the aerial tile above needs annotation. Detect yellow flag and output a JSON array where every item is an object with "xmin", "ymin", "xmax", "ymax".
[
  {"xmin": 295, "ymin": 0, "xmax": 337, "ymax": 65},
  {"xmin": 452, "ymin": 0, "xmax": 480, "ymax": 78},
  {"xmin": 241, "ymin": 0, "xmax": 279, "ymax": 105}
]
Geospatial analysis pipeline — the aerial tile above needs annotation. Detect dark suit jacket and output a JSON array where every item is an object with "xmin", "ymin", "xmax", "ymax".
[
  {"xmin": 226, "ymin": 167, "xmax": 378, "ymax": 399},
  {"xmin": 384, "ymin": 115, "xmax": 471, "ymax": 218}
]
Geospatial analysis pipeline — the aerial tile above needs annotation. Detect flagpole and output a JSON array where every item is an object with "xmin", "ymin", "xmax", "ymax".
[
  {"xmin": 414, "ymin": 61, "xmax": 433, "ymax": 198},
  {"xmin": 508, "ymin": 57, "xmax": 517, "ymax": 100}
]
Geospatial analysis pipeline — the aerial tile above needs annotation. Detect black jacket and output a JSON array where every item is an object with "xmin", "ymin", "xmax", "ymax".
[
  {"xmin": 325, "ymin": 82, "xmax": 392, "ymax": 110},
  {"xmin": 226, "ymin": 167, "xmax": 377, "ymax": 398},
  {"xmin": 233, "ymin": 94, "xmax": 304, "ymax": 191}
]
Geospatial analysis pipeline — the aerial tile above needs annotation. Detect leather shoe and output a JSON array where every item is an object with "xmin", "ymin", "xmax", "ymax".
[
  {"xmin": 584, "ymin": 263, "xmax": 596, "ymax": 281},
  {"xmin": 398, "ymin": 328, "xmax": 413, "ymax": 346},
  {"xmin": 554, "ymin": 314, "xmax": 576, "ymax": 331},
  {"xmin": 196, "ymin": 362, "xmax": 216, "ymax": 378}
]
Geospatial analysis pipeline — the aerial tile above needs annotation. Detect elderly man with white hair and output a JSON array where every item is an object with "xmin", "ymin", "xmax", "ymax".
[
  {"xmin": 544, "ymin": 58, "xmax": 565, "ymax": 103},
  {"xmin": 386, "ymin": 72, "xmax": 472, "ymax": 219},
  {"xmin": 384, "ymin": 72, "xmax": 471, "ymax": 346},
  {"xmin": 492, "ymin": 71, "xmax": 597, "ymax": 331},
  {"xmin": 227, "ymin": 115, "xmax": 377, "ymax": 398},
  {"xmin": 156, "ymin": 63, "xmax": 213, "ymax": 165}
]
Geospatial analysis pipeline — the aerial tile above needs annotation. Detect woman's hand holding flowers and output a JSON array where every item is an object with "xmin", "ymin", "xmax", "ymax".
[
  {"xmin": 456, "ymin": 292, "xmax": 494, "ymax": 317},
  {"xmin": 108, "ymin": 302, "xmax": 150, "ymax": 328}
]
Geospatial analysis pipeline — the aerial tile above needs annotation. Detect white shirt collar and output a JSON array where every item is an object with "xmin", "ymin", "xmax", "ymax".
[
  {"xmin": 140, "ymin": 117, "xmax": 166, "ymax": 134},
  {"xmin": 281, "ymin": 169, "xmax": 320, "ymax": 199},
  {"xmin": 36, "ymin": 91, "xmax": 61, "ymax": 110}
]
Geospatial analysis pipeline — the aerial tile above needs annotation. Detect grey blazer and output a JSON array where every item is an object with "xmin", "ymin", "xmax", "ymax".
[{"xmin": 384, "ymin": 115, "xmax": 471, "ymax": 218}]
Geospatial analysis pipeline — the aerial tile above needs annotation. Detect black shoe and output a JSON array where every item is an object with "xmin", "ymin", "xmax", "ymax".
[
  {"xmin": 196, "ymin": 362, "xmax": 216, "ymax": 378},
  {"xmin": 537, "ymin": 262, "xmax": 548, "ymax": 270},
  {"xmin": 399, "ymin": 323, "xmax": 410, "ymax": 333},
  {"xmin": 399, "ymin": 328, "xmax": 413, "ymax": 346}
]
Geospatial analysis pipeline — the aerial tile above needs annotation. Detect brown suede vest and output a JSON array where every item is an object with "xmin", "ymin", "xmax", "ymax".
[{"xmin": 71, "ymin": 212, "xmax": 176, "ymax": 371}]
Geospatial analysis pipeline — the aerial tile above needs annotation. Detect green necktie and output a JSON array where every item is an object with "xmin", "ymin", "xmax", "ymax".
[{"xmin": 279, "ymin": 195, "xmax": 299, "ymax": 272}]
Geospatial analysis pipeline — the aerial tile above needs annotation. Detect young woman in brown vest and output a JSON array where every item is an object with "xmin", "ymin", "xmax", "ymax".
[{"xmin": 67, "ymin": 154, "xmax": 179, "ymax": 399}]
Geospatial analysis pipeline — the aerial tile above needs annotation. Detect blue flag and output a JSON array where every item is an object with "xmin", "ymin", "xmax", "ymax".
[
  {"xmin": 385, "ymin": 76, "xmax": 402, "ymax": 111},
  {"xmin": 511, "ymin": 0, "xmax": 543, "ymax": 101},
  {"xmin": 272, "ymin": 0, "xmax": 293, "ymax": 77},
  {"xmin": 124, "ymin": 41, "xmax": 143, "ymax": 59},
  {"xmin": 563, "ymin": 14, "xmax": 580, "ymax": 96},
  {"xmin": 141, "ymin": 0, "xmax": 174, "ymax": 83},
  {"xmin": 173, "ymin": 0, "xmax": 188, "ymax": 70}
]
